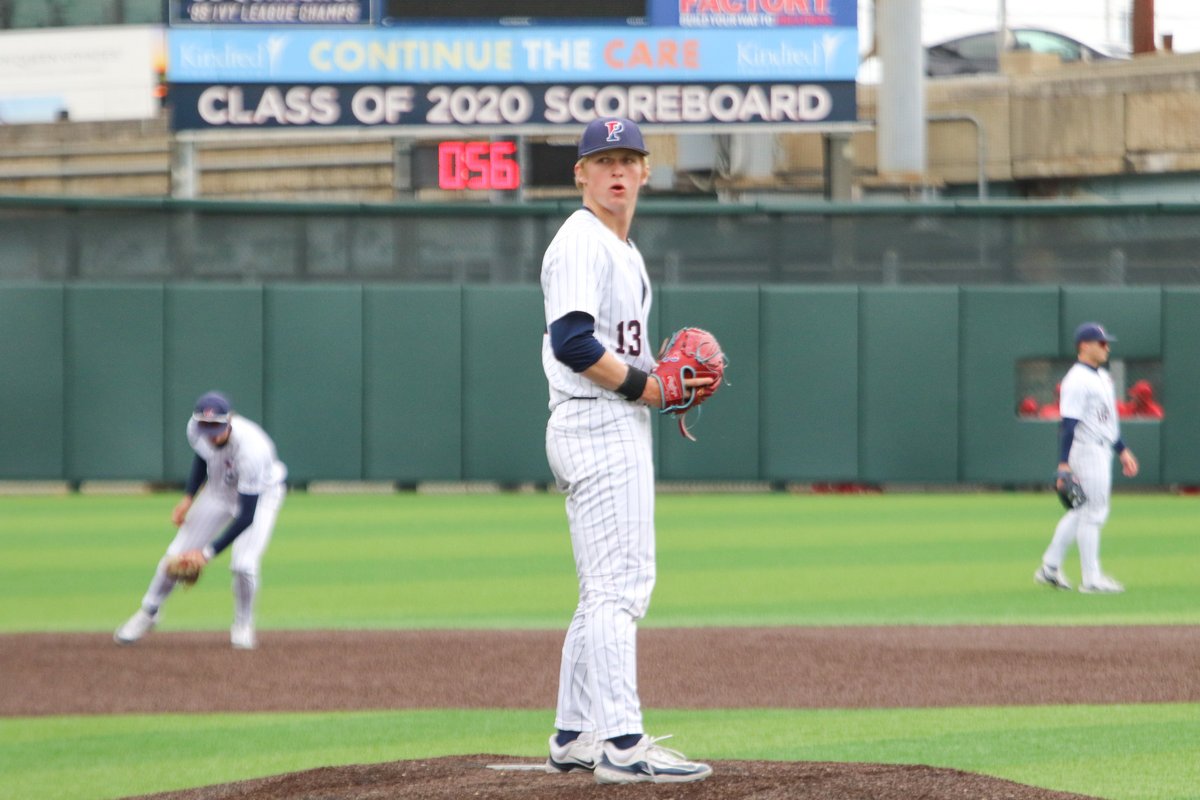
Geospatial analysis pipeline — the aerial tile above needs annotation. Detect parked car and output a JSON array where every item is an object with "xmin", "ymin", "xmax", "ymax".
[{"xmin": 926, "ymin": 28, "xmax": 1128, "ymax": 76}]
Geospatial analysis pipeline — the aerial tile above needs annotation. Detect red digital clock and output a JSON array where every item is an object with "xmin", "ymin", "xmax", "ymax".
[{"xmin": 437, "ymin": 140, "xmax": 520, "ymax": 191}]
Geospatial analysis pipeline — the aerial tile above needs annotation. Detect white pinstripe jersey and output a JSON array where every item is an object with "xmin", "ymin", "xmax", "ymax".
[
  {"xmin": 1058, "ymin": 362, "xmax": 1121, "ymax": 448},
  {"xmin": 186, "ymin": 416, "xmax": 288, "ymax": 499},
  {"xmin": 541, "ymin": 208, "xmax": 655, "ymax": 410}
]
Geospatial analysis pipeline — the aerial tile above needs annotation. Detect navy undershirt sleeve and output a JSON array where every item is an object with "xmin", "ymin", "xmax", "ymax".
[
  {"xmin": 1058, "ymin": 418, "xmax": 1079, "ymax": 464},
  {"xmin": 208, "ymin": 493, "xmax": 259, "ymax": 557},
  {"xmin": 549, "ymin": 311, "xmax": 605, "ymax": 373},
  {"xmin": 184, "ymin": 455, "xmax": 207, "ymax": 497}
]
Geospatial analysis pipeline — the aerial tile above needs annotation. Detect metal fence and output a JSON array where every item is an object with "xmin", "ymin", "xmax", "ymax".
[{"xmin": 2, "ymin": 195, "xmax": 1199, "ymax": 285}]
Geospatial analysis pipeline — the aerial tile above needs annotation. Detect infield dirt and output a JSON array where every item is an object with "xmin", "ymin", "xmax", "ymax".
[{"xmin": 7, "ymin": 626, "xmax": 1197, "ymax": 799}]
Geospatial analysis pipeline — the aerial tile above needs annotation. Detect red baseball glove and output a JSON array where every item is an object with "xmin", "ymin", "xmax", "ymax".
[{"xmin": 651, "ymin": 327, "xmax": 727, "ymax": 441}]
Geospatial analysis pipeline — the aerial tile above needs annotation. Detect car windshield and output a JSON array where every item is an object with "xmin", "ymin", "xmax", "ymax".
[
  {"xmin": 1014, "ymin": 30, "xmax": 1084, "ymax": 61},
  {"xmin": 949, "ymin": 33, "xmax": 999, "ymax": 60}
]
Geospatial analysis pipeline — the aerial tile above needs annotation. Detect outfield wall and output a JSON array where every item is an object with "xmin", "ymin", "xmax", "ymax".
[{"xmin": 3, "ymin": 284, "xmax": 1197, "ymax": 485}]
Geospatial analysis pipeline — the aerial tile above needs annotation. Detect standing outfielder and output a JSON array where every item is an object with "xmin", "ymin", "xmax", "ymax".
[
  {"xmin": 1035, "ymin": 323, "xmax": 1138, "ymax": 594},
  {"xmin": 540, "ymin": 117, "xmax": 714, "ymax": 785},
  {"xmin": 114, "ymin": 391, "xmax": 287, "ymax": 649}
]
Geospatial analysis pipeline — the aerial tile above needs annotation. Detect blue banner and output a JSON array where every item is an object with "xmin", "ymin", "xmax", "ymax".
[
  {"xmin": 167, "ymin": 26, "xmax": 859, "ymax": 83},
  {"xmin": 170, "ymin": 0, "xmax": 372, "ymax": 25},
  {"xmin": 168, "ymin": 80, "xmax": 857, "ymax": 129}
]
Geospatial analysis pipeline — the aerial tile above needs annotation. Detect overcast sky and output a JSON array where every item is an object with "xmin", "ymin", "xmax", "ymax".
[{"xmin": 859, "ymin": 0, "xmax": 1199, "ymax": 53}]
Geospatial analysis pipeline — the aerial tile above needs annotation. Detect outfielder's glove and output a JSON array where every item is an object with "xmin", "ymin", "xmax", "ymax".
[
  {"xmin": 1056, "ymin": 470, "xmax": 1086, "ymax": 510},
  {"xmin": 651, "ymin": 327, "xmax": 727, "ymax": 442},
  {"xmin": 165, "ymin": 550, "xmax": 208, "ymax": 587}
]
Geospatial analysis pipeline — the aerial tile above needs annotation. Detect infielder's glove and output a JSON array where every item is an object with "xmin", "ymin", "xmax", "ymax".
[
  {"xmin": 651, "ymin": 327, "xmax": 727, "ymax": 442},
  {"xmin": 1056, "ymin": 470, "xmax": 1086, "ymax": 510},
  {"xmin": 165, "ymin": 550, "xmax": 208, "ymax": 587}
]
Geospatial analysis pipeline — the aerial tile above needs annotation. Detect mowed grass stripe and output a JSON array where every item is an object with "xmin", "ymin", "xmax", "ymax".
[
  {"xmin": 3, "ymin": 705, "xmax": 1198, "ymax": 800},
  {"xmin": 0, "ymin": 492, "xmax": 1196, "ymax": 631}
]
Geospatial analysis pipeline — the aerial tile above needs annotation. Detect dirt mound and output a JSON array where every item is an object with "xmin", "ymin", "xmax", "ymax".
[{"xmin": 128, "ymin": 755, "xmax": 1102, "ymax": 800}]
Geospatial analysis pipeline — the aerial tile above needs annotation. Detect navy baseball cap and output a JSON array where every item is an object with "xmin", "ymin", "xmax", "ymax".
[
  {"xmin": 1074, "ymin": 322, "xmax": 1117, "ymax": 345},
  {"xmin": 192, "ymin": 391, "xmax": 232, "ymax": 424},
  {"xmin": 577, "ymin": 117, "xmax": 649, "ymax": 158}
]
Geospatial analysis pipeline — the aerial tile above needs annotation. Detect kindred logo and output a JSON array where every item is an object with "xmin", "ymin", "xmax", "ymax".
[{"xmin": 604, "ymin": 120, "xmax": 625, "ymax": 142}]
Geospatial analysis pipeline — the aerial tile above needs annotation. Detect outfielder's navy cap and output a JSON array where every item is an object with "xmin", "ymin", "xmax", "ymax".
[
  {"xmin": 1074, "ymin": 322, "xmax": 1117, "ymax": 344},
  {"xmin": 577, "ymin": 117, "xmax": 649, "ymax": 158},
  {"xmin": 193, "ymin": 391, "xmax": 232, "ymax": 424}
]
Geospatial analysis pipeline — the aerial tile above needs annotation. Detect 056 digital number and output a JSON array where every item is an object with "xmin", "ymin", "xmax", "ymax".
[{"xmin": 437, "ymin": 141, "xmax": 521, "ymax": 191}]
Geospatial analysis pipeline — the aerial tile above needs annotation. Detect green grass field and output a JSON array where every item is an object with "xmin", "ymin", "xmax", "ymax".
[{"xmin": 2, "ymin": 491, "xmax": 1198, "ymax": 799}]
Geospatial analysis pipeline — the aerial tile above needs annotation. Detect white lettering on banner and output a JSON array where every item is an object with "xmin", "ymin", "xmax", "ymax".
[
  {"xmin": 311, "ymin": 39, "xmax": 513, "ymax": 73},
  {"xmin": 678, "ymin": 0, "xmax": 831, "ymax": 13},
  {"xmin": 350, "ymin": 86, "xmax": 415, "ymax": 124},
  {"xmin": 736, "ymin": 34, "xmax": 843, "ymax": 71},
  {"xmin": 297, "ymin": 5, "xmax": 362, "ymax": 23},
  {"xmin": 426, "ymin": 85, "xmax": 534, "ymax": 124},
  {"xmin": 197, "ymin": 85, "xmax": 341, "ymax": 125},
  {"xmin": 542, "ymin": 83, "xmax": 832, "ymax": 123},
  {"xmin": 240, "ymin": 5, "xmax": 300, "ymax": 22},
  {"xmin": 183, "ymin": 1, "xmax": 364, "ymax": 24},
  {"xmin": 520, "ymin": 39, "xmax": 592, "ymax": 72},
  {"xmin": 180, "ymin": 42, "xmax": 273, "ymax": 71}
]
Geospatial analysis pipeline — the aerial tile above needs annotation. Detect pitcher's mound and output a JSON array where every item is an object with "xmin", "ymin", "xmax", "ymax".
[{"xmin": 131, "ymin": 755, "xmax": 1101, "ymax": 799}]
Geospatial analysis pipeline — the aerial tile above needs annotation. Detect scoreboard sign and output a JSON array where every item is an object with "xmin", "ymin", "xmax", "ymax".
[
  {"xmin": 168, "ymin": 81, "xmax": 855, "ymax": 128},
  {"xmin": 166, "ymin": 0, "xmax": 858, "ymax": 131}
]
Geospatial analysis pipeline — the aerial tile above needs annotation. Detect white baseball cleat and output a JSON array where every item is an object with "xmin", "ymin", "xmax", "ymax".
[
  {"xmin": 1034, "ymin": 564, "xmax": 1072, "ymax": 591},
  {"xmin": 230, "ymin": 622, "xmax": 257, "ymax": 650},
  {"xmin": 1080, "ymin": 574, "xmax": 1125, "ymax": 594},
  {"xmin": 113, "ymin": 609, "xmax": 157, "ymax": 645},
  {"xmin": 545, "ymin": 732, "xmax": 601, "ymax": 773},
  {"xmin": 593, "ymin": 735, "xmax": 712, "ymax": 784}
]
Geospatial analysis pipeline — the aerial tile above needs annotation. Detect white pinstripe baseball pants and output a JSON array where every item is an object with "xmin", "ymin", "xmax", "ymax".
[
  {"xmin": 1044, "ymin": 440, "xmax": 1113, "ymax": 585},
  {"xmin": 546, "ymin": 398, "xmax": 656, "ymax": 740},
  {"xmin": 141, "ymin": 482, "xmax": 286, "ymax": 616}
]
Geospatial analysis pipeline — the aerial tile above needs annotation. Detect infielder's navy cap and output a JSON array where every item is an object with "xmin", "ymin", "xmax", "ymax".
[
  {"xmin": 577, "ymin": 117, "xmax": 649, "ymax": 158},
  {"xmin": 193, "ymin": 391, "xmax": 232, "ymax": 424},
  {"xmin": 1074, "ymin": 322, "xmax": 1117, "ymax": 345}
]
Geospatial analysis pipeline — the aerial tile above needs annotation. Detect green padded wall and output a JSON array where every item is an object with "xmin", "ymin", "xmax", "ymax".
[
  {"xmin": 264, "ymin": 286, "xmax": 363, "ymax": 482},
  {"xmin": 860, "ymin": 288, "xmax": 960, "ymax": 482},
  {"xmin": 760, "ymin": 287, "xmax": 859, "ymax": 481},
  {"xmin": 12, "ymin": 283, "xmax": 1200, "ymax": 485},
  {"xmin": 461, "ymin": 286, "xmax": 550, "ymax": 482},
  {"xmin": 0, "ymin": 286, "xmax": 64, "ymax": 479},
  {"xmin": 1162, "ymin": 289, "xmax": 1200, "ymax": 483},
  {"xmin": 164, "ymin": 285, "xmax": 265, "ymax": 480},
  {"xmin": 1060, "ymin": 288, "xmax": 1163, "ymax": 357},
  {"xmin": 363, "ymin": 286, "xmax": 463, "ymax": 481},
  {"xmin": 960, "ymin": 287, "xmax": 1060, "ymax": 482},
  {"xmin": 64, "ymin": 285, "xmax": 165, "ymax": 480},
  {"xmin": 655, "ymin": 287, "xmax": 760, "ymax": 480}
]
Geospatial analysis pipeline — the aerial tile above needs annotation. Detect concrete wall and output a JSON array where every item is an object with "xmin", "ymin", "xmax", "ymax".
[{"xmin": 2, "ymin": 52, "xmax": 1200, "ymax": 200}]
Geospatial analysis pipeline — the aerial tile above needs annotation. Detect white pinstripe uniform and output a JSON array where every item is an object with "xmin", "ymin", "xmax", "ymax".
[
  {"xmin": 141, "ymin": 416, "xmax": 287, "ymax": 625},
  {"xmin": 1043, "ymin": 362, "xmax": 1121, "ymax": 585},
  {"xmin": 542, "ymin": 207, "xmax": 658, "ymax": 740}
]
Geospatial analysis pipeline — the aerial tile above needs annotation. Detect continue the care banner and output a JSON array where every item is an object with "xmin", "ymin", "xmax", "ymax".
[{"xmin": 166, "ymin": 24, "xmax": 858, "ymax": 130}]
